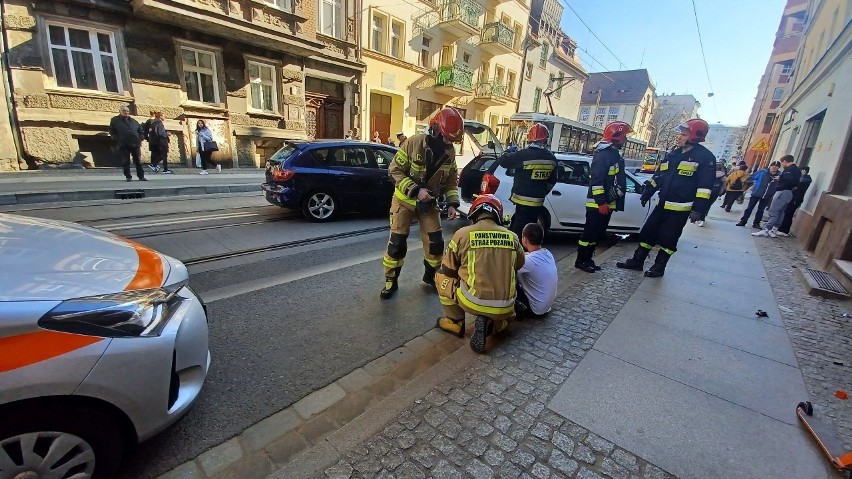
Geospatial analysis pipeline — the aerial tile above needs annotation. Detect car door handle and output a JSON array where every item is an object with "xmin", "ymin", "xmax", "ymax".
[{"xmin": 551, "ymin": 190, "xmax": 562, "ymax": 196}]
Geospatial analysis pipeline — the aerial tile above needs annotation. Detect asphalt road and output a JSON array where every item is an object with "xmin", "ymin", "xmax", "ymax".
[{"xmin": 5, "ymin": 195, "xmax": 582, "ymax": 478}]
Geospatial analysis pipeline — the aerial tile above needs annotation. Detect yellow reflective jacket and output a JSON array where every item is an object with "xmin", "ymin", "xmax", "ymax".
[
  {"xmin": 388, "ymin": 133, "xmax": 460, "ymax": 208},
  {"xmin": 440, "ymin": 219, "xmax": 525, "ymax": 316}
]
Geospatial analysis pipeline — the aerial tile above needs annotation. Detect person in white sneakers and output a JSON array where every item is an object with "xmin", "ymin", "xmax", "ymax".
[{"xmin": 753, "ymin": 155, "xmax": 801, "ymax": 238}]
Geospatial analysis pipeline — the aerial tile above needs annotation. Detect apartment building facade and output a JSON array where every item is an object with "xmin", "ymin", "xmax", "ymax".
[
  {"xmin": 771, "ymin": 0, "xmax": 851, "ymax": 279},
  {"xmin": 578, "ymin": 69, "xmax": 656, "ymax": 144},
  {"xmin": 741, "ymin": 0, "xmax": 808, "ymax": 169},
  {"xmin": 359, "ymin": 0, "xmax": 529, "ymax": 143},
  {"xmin": 704, "ymin": 124, "xmax": 746, "ymax": 162},
  {"xmin": 649, "ymin": 93, "xmax": 701, "ymax": 149},
  {"xmin": 1, "ymin": 0, "xmax": 364, "ymax": 170}
]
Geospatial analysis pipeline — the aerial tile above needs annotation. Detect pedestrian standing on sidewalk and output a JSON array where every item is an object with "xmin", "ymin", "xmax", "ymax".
[
  {"xmin": 720, "ymin": 162, "xmax": 749, "ymax": 211},
  {"xmin": 575, "ymin": 121, "xmax": 630, "ymax": 273},
  {"xmin": 195, "ymin": 120, "xmax": 220, "ymax": 175},
  {"xmin": 435, "ymin": 194, "xmax": 525, "ymax": 353},
  {"xmin": 108, "ymin": 105, "xmax": 146, "ymax": 182},
  {"xmin": 753, "ymin": 155, "xmax": 800, "ymax": 238},
  {"xmin": 142, "ymin": 110, "xmax": 156, "ymax": 173},
  {"xmin": 777, "ymin": 166, "xmax": 811, "ymax": 236},
  {"xmin": 737, "ymin": 161, "xmax": 780, "ymax": 228},
  {"xmin": 149, "ymin": 112, "xmax": 172, "ymax": 174},
  {"xmin": 515, "ymin": 222, "xmax": 557, "ymax": 320},
  {"xmin": 616, "ymin": 119, "xmax": 716, "ymax": 277}
]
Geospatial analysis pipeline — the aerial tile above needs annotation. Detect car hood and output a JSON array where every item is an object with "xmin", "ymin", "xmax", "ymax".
[{"xmin": 0, "ymin": 214, "xmax": 170, "ymax": 301}]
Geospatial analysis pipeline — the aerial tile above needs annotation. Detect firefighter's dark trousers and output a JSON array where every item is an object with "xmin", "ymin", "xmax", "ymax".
[
  {"xmin": 637, "ymin": 205, "xmax": 690, "ymax": 255},
  {"xmin": 382, "ymin": 195, "xmax": 443, "ymax": 278},
  {"xmin": 578, "ymin": 208, "xmax": 612, "ymax": 249},
  {"xmin": 509, "ymin": 204, "xmax": 545, "ymax": 240}
]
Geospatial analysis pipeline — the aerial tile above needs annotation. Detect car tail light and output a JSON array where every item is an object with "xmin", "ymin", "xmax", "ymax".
[
  {"xmin": 272, "ymin": 168, "xmax": 295, "ymax": 181},
  {"xmin": 481, "ymin": 173, "xmax": 500, "ymax": 194}
]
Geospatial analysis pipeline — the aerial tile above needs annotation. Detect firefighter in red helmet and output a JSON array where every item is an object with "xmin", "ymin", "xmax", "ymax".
[
  {"xmin": 575, "ymin": 121, "xmax": 631, "ymax": 273},
  {"xmin": 380, "ymin": 107, "xmax": 462, "ymax": 299},
  {"xmin": 435, "ymin": 194, "xmax": 525, "ymax": 353},
  {"xmin": 498, "ymin": 123, "xmax": 558, "ymax": 240},
  {"xmin": 616, "ymin": 118, "xmax": 716, "ymax": 277}
]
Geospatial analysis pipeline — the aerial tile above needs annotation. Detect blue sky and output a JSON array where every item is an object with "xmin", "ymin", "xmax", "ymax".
[{"xmin": 559, "ymin": 0, "xmax": 787, "ymax": 126}]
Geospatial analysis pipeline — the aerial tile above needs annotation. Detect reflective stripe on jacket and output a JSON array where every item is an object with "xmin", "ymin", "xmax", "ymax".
[
  {"xmin": 646, "ymin": 144, "xmax": 716, "ymax": 213},
  {"xmin": 389, "ymin": 133, "xmax": 459, "ymax": 207},
  {"xmin": 497, "ymin": 147, "xmax": 557, "ymax": 207},
  {"xmin": 441, "ymin": 219, "xmax": 525, "ymax": 316},
  {"xmin": 585, "ymin": 145, "xmax": 626, "ymax": 211}
]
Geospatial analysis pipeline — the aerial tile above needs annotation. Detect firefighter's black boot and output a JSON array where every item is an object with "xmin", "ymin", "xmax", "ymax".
[
  {"xmin": 574, "ymin": 245, "xmax": 596, "ymax": 273},
  {"xmin": 470, "ymin": 316, "xmax": 494, "ymax": 353},
  {"xmin": 380, "ymin": 268, "xmax": 400, "ymax": 299},
  {"xmin": 616, "ymin": 246, "xmax": 650, "ymax": 271},
  {"xmin": 422, "ymin": 260, "xmax": 437, "ymax": 287},
  {"xmin": 644, "ymin": 250, "xmax": 672, "ymax": 278}
]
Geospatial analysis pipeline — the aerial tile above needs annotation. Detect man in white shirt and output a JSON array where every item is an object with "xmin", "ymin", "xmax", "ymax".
[{"xmin": 515, "ymin": 223, "xmax": 558, "ymax": 319}]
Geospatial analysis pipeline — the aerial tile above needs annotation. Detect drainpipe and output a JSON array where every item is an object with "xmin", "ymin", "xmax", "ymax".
[{"xmin": 0, "ymin": 0, "xmax": 26, "ymax": 169}]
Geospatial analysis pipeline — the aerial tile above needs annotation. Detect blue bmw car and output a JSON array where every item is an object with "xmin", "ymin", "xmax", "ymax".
[{"xmin": 262, "ymin": 140, "xmax": 399, "ymax": 222}]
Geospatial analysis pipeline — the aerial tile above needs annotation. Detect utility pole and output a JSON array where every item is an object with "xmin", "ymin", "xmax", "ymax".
[
  {"xmin": 591, "ymin": 88, "xmax": 602, "ymax": 126},
  {"xmin": 515, "ymin": 33, "xmax": 534, "ymax": 114}
]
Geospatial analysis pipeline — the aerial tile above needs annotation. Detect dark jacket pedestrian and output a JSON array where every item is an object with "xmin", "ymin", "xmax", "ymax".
[
  {"xmin": 109, "ymin": 106, "xmax": 145, "ymax": 181},
  {"xmin": 148, "ymin": 112, "xmax": 171, "ymax": 174},
  {"xmin": 737, "ymin": 162, "xmax": 780, "ymax": 227},
  {"xmin": 754, "ymin": 155, "xmax": 801, "ymax": 237},
  {"xmin": 778, "ymin": 167, "xmax": 812, "ymax": 235}
]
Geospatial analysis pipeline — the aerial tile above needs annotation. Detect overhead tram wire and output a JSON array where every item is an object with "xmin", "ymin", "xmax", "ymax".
[
  {"xmin": 562, "ymin": 0, "xmax": 627, "ymax": 70},
  {"xmin": 690, "ymin": 0, "xmax": 721, "ymax": 119}
]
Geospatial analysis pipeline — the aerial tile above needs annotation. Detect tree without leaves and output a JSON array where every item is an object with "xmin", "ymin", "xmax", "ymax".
[{"xmin": 648, "ymin": 103, "xmax": 687, "ymax": 150}]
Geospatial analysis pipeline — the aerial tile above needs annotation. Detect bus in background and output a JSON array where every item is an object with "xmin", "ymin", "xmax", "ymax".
[
  {"xmin": 507, "ymin": 112, "xmax": 647, "ymax": 163},
  {"xmin": 641, "ymin": 147, "xmax": 664, "ymax": 173}
]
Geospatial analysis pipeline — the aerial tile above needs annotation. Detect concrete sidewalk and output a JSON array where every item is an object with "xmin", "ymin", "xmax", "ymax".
[
  {"xmin": 0, "ymin": 167, "xmax": 264, "ymax": 205},
  {"xmin": 264, "ymin": 216, "xmax": 842, "ymax": 479}
]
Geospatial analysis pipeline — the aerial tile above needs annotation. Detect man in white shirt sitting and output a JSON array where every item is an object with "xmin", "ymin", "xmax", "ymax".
[{"xmin": 515, "ymin": 223, "xmax": 558, "ymax": 319}]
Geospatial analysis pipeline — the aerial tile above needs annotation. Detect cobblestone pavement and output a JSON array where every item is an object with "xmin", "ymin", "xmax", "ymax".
[
  {"xmin": 755, "ymin": 234, "xmax": 852, "ymax": 449},
  {"xmin": 323, "ymin": 250, "xmax": 678, "ymax": 479}
]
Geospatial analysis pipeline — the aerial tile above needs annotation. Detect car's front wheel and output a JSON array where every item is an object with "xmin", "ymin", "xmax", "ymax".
[
  {"xmin": 0, "ymin": 403, "xmax": 125, "ymax": 479},
  {"xmin": 302, "ymin": 190, "xmax": 338, "ymax": 222}
]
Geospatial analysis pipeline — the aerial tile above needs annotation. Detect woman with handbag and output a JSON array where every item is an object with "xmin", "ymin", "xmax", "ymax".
[{"xmin": 195, "ymin": 120, "xmax": 220, "ymax": 175}]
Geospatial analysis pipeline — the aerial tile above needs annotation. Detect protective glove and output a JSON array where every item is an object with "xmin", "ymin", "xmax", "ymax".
[
  {"xmin": 689, "ymin": 210, "xmax": 702, "ymax": 223},
  {"xmin": 640, "ymin": 183, "xmax": 654, "ymax": 207},
  {"xmin": 597, "ymin": 203, "xmax": 611, "ymax": 215}
]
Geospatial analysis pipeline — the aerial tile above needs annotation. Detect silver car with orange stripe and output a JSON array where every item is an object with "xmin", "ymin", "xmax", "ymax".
[{"xmin": 0, "ymin": 213, "xmax": 210, "ymax": 478}]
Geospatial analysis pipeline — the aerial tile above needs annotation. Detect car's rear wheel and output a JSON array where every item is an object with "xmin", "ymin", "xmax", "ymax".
[
  {"xmin": 302, "ymin": 190, "xmax": 338, "ymax": 222},
  {"xmin": 0, "ymin": 404, "xmax": 125, "ymax": 479}
]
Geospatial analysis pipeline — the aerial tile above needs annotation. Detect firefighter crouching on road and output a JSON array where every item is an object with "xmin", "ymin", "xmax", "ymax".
[
  {"xmin": 435, "ymin": 194, "xmax": 525, "ymax": 354},
  {"xmin": 380, "ymin": 108, "xmax": 462, "ymax": 299},
  {"xmin": 616, "ymin": 118, "xmax": 716, "ymax": 277},
  {"xmin": 575, "ymin": 121, "xmax": 631, "ymax": 273},
  {"xmin": 499, "ymin": 123, "xmax": 558, "ymax": 240}
]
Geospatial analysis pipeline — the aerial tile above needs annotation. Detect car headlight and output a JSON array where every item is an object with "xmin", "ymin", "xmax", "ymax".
[{"xmin": 38, "ymin": 281, "xmax": 187, "ymax": 338}]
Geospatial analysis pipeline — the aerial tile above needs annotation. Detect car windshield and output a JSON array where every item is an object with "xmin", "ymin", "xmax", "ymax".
[
  {"xmin": 269, "ymin": 144, "xmax": 299, "ymax": 162},
  {"xmin": 464, "ymin": 123, "xmax": 504, "ymax": 156}
]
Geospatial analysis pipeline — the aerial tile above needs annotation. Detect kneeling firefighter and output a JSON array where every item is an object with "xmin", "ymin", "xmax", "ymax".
[
  {"xmin": 381, "ymin": 108, "xmax": 462, "ymax": 299},
  {"xmin": 499, "ymin": 123, "xmax": 558, "ymax": 239},
  {"xmin": 435, "ymin": 194, "xmax": 525, "ymax": 353},
  {"xmin": 616, "ymin": 118, "xmax": 716, "ymax": 277},
  {"xmin": 575, "ymin": 121, "xmax": 630, "ymax": 273}
]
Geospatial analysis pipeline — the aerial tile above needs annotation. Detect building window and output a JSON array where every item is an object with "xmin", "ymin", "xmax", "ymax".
[
  {"xmin": 772, "ymin": 87, "xmax": 784, "ymax": 101},
  {"xmin": 762, "ymin": 113, "xmax": 777, "ymax": 134},
  {"xmin": 417, "ymin": 99, "xmax": 442, "ymax": 121},
  {"xmin": 780, "ymin": 63, "xmax": 793, "ymax": 76},
  {"xmin": 248, "ymin": 61, "xmax": 277, "ymax": 113},
  {"xmin": 607, "ymin": 106, "xmax": 619, "ymax": 122},
  {"xmin": 548, "ymin": 73, "xmax": 555, "ymax": 90},
  {"xmin": 506, "ymin": 71, "xmax": 516, "ymax": 98},
  {"xmin": 593, "ymin": 107, "xmax": 605, "ymax": 128},
  {"xmin": 265, "ymin": 0, "xmax": 293, "ymax": 10},
  {"xmin": 390, "ymin": 20, "xmax": 403, "ymax": 59},
  {"xmin": 371, "ymin": 13, "xmax": 387, "ymax": 54},
  {"xmin": 46, "ymin": 23, "xmax": 122, "ymax": 93},
  {"xmin": 555, "ymin": 72, "xmax": 564, "ymax": 98},
  {"xmin": 513, "ymin": 22, "xmax": 523, "ymax": 51},
  {"xmin": 580, "ymin": 106, "xmax": 590, "ymax": 123},
  {"xmin": 525, "ymin": 62, "xmax": 533, "ymax": 79},
  {"xmin": 462, "ymin": 51, "xmax": 472, "ymax": 65},
  {"xmin": 532, "ymin": 88, "xmax": 542, "ymax": 112},
  {"xmin": 319, "ymin": 0, "xmax": 343, "ymax": 39},
  {"xmin": 419, "ymin": 36, "xmax": 432, "ymax": 68},
  {"xmin": 539, "ymin": 43, "xmax": 548, "ymax": 68},
  {"xmin": 180, "ymin": 46, "xmax": 220, "ymax": 104}
]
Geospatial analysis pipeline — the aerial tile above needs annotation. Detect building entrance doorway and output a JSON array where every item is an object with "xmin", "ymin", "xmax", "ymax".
[{"xmin": 370, "ymin": 92, "xmax": 392, "ymax": 144}]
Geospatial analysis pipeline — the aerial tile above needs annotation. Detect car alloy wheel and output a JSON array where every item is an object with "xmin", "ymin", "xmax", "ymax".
[
  {"xmin": 305, "ymin": 191, "xmax": 336, "ymax": 221},
  {"xmin": 0, "ymin": 431, "xmax": 96, "ymax": 479}
]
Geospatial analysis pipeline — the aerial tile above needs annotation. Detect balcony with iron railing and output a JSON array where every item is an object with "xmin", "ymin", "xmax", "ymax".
[
  {"xmin": 436, "ymin": 0, "xmax": 482, "ymax": 39},
  {"xmin": 473, "ymin": 80, "xmax": 508, "ymax": 105},
  {"xmin": 479, "ymin": 22, "xmax": 515, "ymax": 57},
  {"xmin": 435, "ymin": 64, "xmax": 474, "ymax": 96}
]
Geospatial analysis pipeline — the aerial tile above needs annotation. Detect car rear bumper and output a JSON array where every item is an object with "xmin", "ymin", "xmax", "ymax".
[{"xmin": 262, "ymin": 183, "xmax": 300, "ymax": 208}]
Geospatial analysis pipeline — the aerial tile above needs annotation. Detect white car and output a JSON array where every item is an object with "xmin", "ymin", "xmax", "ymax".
[
  {"xmin": 0, "ymin": 213, "xmax": 210, "ymax": 478},
  {"xmin": 457, "ymin": 152, "xmax": 654, "ymax": 234}
]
